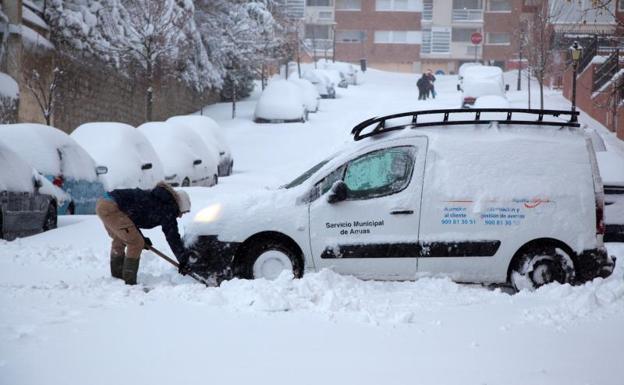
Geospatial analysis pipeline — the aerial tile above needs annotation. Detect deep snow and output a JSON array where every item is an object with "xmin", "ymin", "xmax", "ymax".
[{"xmin": 1, "ymin": 68, "xmax": 623, "ymax": 385}]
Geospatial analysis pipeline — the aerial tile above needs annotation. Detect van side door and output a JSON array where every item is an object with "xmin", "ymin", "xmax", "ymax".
[{"xmin": 308, "ymin": 137, "xmax": 428, "ymax": 280}]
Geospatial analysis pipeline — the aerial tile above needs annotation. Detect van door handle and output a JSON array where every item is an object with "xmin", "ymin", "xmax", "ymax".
[{"xmin": 390, "ymin": 210, "xmax": 414, "ymax": 215}]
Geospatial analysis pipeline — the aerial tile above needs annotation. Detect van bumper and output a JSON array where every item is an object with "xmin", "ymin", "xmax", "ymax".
[
  {"xmin": 575, "ymin": 247, "xmax": 616, "ymax": 283},
  {"xmin": 187, "ymin": 235, "xmax": 240, "ymax": 278}
]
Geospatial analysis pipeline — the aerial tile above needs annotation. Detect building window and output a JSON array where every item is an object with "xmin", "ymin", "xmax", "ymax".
[
  {"xmin": 306, "ymin": 0, "xmax": 332, "ymax": 5},
  {"xmin": 305, "ymin": 25, "xmax": 331, "ymax": 40},
  {"xmin": 376, "ymin": 0, "xmax": 420, "ymax": 12},
  {"xmin": 336, "ymin": 30, "xmax": 366, "ymax": 43},
  {"xmin": 486, "ymin": 32, "xmax": 511, "ymax": 44},
  {"xmin": 421, "ymin": 27, "xmax": 450, "ymax": 53},
  {"xmin": 453, "ymin": 0, "xmax": 482, "ymax": 9},
  {"xmin": 374, "ymin": 30, "xmax": 422, "ymax": 44},
  {"xmin": 423, "ymin": 0, "xmax": 433, "ymax": 20},
  {"xmin": 452, "ymin": 28, "xmax": 480, "ymax": 42},
  {"xmin": 336, "ymin": 0, "xmax": 362, "ymax": 10},
  {"xmin": 619, "ymin": 0, "xmax": 624, "ymax": 10},
  {"xmin": 488, "ymin": 0, "xmax": 511, "ymax": 11}
]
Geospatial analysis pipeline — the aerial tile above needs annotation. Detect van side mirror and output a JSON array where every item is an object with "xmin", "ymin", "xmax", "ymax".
[
  {"xmin": 95, "ymin": 166, "xmax": 108, "ymax": 175},
  {"xmin": 193, "ymin": 159, "xmax": 202, "ymax": 166},
  {"xmin": 141, "ymin": 163, "xmax": 153, "ymax": 170},
  {"xmin": 505, "ymin": 84, "xmax": 510, "ymax": 91},
  {"xmin": 327, "ymin": 180, "xmax": 348, "ymax": 204}
]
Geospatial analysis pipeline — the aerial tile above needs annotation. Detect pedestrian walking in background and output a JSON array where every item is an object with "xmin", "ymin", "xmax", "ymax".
[
  {"xmin": 426, "ymin": 69, "xmax": 437, "ymax": 99},
  {"xmin": 417, "ymin": 73, "xmax": 429, "ymax": 100}
]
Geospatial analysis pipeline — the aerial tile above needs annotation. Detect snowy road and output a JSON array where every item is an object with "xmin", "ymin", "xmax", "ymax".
[{"xmin": 1, "ymin": 68, "xmax": 623, "ymax": 385}]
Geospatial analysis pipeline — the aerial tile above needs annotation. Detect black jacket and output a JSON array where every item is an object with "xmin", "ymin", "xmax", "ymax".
[{"xmin": 110, "ymin": 184, "xmax": 185, "ymax": 258}]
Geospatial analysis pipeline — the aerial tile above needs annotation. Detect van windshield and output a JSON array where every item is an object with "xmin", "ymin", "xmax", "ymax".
[{"xmin": 283, "ymin": 157, "xmax": 333, "ymax": 189}]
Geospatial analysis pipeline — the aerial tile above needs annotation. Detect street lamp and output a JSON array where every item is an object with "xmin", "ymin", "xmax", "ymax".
[{"xmin": 570, "ymin": 41, "xmax": 582, "ymax": 122}]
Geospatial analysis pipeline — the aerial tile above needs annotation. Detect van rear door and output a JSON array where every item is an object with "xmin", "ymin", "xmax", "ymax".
[{"xmin": 308, "ymin": 137, "xmax": 428, "ymax": 280}]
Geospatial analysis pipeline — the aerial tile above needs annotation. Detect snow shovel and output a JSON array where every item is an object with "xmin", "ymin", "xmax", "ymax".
[{"xmin": 147, "ymin": 246, "xmax": 214, "ymax": 287}]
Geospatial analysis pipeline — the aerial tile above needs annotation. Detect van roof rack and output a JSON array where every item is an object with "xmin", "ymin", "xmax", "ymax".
[{"xmin": 351, "ymin": 108, "xmax": 580, "ymax": 141}]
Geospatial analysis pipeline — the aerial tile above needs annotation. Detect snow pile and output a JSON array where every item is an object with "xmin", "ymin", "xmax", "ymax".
[
  {"xmin": 0, "ymin": 72, "xmax": 19, "ymax": 99},
  {"xmin": 71, "ymin": 122, "xmax": 164, "ymax": 189},
  {"xmin": 473, "ymin": 95, "xmax": 510, "ymax": 108},
  {"xmin": 0, "ymin": 123, "xmax": 97, "ymax": 180},
  {"xmin": 254, "ymin": 79, "xmax": 305, "ymax": 122}
]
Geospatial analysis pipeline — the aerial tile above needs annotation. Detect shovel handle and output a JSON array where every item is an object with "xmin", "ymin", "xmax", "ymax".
[{"xmin": 147, "ymin": 246, "xmax": 211, "ymax": 287}]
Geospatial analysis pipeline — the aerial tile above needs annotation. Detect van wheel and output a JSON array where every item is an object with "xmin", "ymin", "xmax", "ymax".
[
  {"xmin": 510, "ymin": 247, "xmax": 575, "ymax": 291},
  {"xmin": 43, "ymin": 203, "xmax": 57, "ymax": 231},
  {"xmin": 241, "ymin": 241, "xmax": 303, "ymax": 280},
  {"xmin": 182, "ymin": 177, "xmax": 190, "ymax": 187}
]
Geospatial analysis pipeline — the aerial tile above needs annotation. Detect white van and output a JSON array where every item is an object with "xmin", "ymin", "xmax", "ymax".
[
  {"xmin": 459, "ymin": 66, "xmax": 509, "ymax": 107},
  {"xmin": 185, "ymin": 109, "xmax": 615, "ymax": 290}
]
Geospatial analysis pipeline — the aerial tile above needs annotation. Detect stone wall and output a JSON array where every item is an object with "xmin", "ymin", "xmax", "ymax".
[{"xmin": 53, "ymin": 57, "xmax": 220, "ymax": 133}]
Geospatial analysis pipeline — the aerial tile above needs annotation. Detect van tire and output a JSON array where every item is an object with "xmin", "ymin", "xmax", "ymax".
[
  {"xmin": 182, "ymin": 177, "xmax": 190, "ymax": 187},
  {"xmin": 510, "ymin": 246, "xmax": 575, "ymax": 291},
  {"xmin": 240, "ymin": 240, "xmax": 303, "ymax": 280},
  {"xmin": 43, "ymin": 202, "xmax": 57, "ymax": 231}
]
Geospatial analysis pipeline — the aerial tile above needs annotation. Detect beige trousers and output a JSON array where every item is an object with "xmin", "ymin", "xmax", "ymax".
[{"xmin": 96, "ymin": 199, "xmax": 144, "ymax": 259}]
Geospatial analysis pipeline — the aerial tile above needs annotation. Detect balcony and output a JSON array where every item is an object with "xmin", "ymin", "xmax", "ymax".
[{"xmin": 452, "ymin": 9, "xmax": 483, "ymax": 22}]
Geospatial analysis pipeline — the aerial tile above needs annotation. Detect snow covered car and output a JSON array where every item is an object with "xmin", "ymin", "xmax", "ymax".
[
  {"xmin": 0, "ymin": 142, "xmax": 65, "ymax": 240},
  {"xmin": 457, "ymin": 62, "xmax": 482, "ymax": 83},
  {"xmin": 71, "ymin": 122, "xmax": 164, "ymax": 190},
  {"xmin": 0, "ymin": 123, "xmax": 107, "ymax": 214},
  {"xmin": 459, "ymin": 66, "xmax": 509, "ymax": 108},
  {"xmin": 590, "ymin": 132, "xmax": 624, "ymax": 242},
  {"xmin": 318, "ymin": 59, "xmax": 360, "ymax": 85},
  {"xmin": 138, "ymin": 121, "xmax": 218, "ymax": 187},
  {"xmin": 302, "ymin": 70, "xmax": 336, "ymax": 99},
  {"xmin": 289, "ymin": 77, "xmax": 320, "ymax": 113},
  {"xmin": 186, "ymin": 109, "xmax": 614, "ymax": 290},
  {"xmin": 320, "ymin": 68, "xmax": 348, "ymax": 88},
  {"xmin": 166, "ymin": 115, "xmax": 234, "ymax": 177},
  {"xmin": 254, "ymin": 80, "xmax": 307, "ymax": 123}
]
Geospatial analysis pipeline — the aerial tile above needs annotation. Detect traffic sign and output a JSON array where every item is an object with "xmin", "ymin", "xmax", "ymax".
[{"xmin": 471, "ymin": 32, "xmax": 483, "ymax": 45}]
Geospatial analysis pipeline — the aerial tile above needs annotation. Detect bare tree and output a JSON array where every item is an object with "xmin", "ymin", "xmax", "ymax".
[{"xmin": 110, "ymin": 0, "xmax": 193, "ymax": 121}]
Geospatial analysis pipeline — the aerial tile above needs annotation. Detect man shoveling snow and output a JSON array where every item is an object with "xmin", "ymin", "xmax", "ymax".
[{"xmin": 95, "ymin": 182, "xmax": 194, "ymax": 285}]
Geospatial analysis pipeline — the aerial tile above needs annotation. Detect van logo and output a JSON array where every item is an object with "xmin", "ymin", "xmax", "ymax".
[{"xmin": 523, "ymin": 199, "xmax": 551, "ymax": 209}]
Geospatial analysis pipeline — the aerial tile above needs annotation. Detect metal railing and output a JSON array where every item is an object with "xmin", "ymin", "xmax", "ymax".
[
  {"xmin": 593, "ymin": 49, "xmax": 620, "ymax": 91},
  {"xmin": 452, "ymin": 9, "xmax": 483, "ymax": 22}
]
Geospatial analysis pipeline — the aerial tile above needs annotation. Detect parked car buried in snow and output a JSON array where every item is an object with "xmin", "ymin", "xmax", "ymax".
[
  {"xmin": 0, "ymin": 123, "xmax": 107, "ymax": 214},
  {"xmin": 254, "ymin": 80, "xmax": 307, "ymax": 123},
  {"xmin": 458, "ymin": 66, "xmax": 509, "ymax": 108},
  {"xmin": 166, "ymin": 115, "xmax": 234, "ymax": 177},
  {"xmin": 186, "ymin": 109, "xmax": 615, "ymax": 290},
  {"xmin": 0, "ymin": 142, "xmax": 67, "ymax": 240},
  {"xmin": 138, "ymin": 121, "xmax": 218, "ymax": 187},
  {"xmin": 318, "ymin": 59, "xmax": 360, "ymax": 85},
  {"xmin": 289, "ymin": 77, "xmax": 320, "ymax": 113},
  {"xmin": 71, "ymin": 122, "xmax": 164, "ymax": 190},
  {"xmin": 302, "ymin": 70, "xmax": 336, "ymax": 99}
]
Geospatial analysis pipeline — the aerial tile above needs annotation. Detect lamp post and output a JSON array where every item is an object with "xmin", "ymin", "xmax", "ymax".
[{"xmin": 570, "ymin": 41, "xmax": 582, "ymax": 122}]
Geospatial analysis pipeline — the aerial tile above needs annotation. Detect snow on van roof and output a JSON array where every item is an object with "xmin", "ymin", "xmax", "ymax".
[
  {"xmin": 71, "ymin": 122, "xmax": 164, "ymax": 189},
  {"xmin": 0, "ymin": 141, "xmax": 35, "ymax": 193},
  {"xmin": 0, "ymin": 123, "xmax": 97, "ymax": 180},
  {"xmin": 419, "ymin": 127, "xmax": 592, "ymax": 201}
]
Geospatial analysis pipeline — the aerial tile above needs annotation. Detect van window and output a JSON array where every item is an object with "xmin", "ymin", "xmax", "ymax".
[{"xmin": 343, "ymin": 146, "xmax": 416, "ymax": 200}]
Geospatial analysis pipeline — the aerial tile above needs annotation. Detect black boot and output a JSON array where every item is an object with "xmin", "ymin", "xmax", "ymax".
[
  {"xmin": 110, "ymin": 253, "xmax": 125, "ymax": 279},
  {"xmin": 122, "ymin": 257, "xmax": 140, "ymax": 285}
]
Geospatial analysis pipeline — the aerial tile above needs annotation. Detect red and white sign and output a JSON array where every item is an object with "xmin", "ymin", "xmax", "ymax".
[{"xmin": 471, "ymin": 32, "xmax": 483, "ymax": 45}]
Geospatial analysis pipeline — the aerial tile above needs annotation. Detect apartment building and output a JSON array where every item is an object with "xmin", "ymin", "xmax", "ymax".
[
  {"xmin": 334, "ymin": 0, "xmax": 423, "ymax": 72},
  {"xmin": 303, "ymin": 0, "xmax": 336, "ymax": 60}
]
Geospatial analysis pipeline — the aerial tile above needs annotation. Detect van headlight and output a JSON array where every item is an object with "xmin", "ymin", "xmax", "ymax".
[{"xmin": 194, "ymin": 204, "xmax": 222, "ymax": 223}]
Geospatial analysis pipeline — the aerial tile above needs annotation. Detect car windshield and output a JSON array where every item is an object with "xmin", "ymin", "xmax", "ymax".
[{"xmin": 282, "ymin": 156, "xmax": 333, "ymax": 189}]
